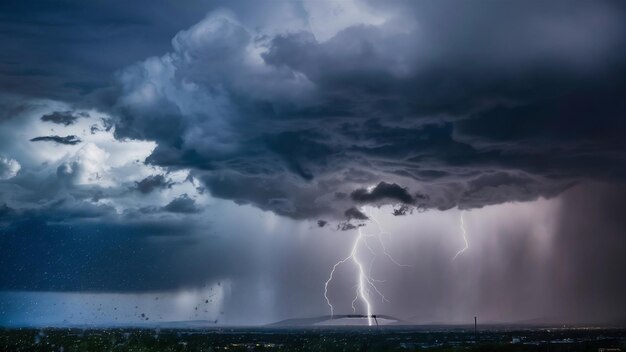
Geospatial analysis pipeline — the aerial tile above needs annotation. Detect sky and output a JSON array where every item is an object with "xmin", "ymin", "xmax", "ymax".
[{"xmin": 0, "ymin": 0, "xmax": 625, "ymax": 327}]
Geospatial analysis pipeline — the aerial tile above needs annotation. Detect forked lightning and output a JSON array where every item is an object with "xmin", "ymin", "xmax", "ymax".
[
  {"xmin": 452, "ymin": 210, "xmax": 469, "ymax": 261},
  {"xmin": 323, "ymin": 207, "xmax": 409, "ymax": 326}
]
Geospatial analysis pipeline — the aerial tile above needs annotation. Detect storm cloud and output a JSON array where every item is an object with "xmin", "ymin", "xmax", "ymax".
[
  {"xmin": 344, "ymin": 207, "xmax": 369, "ymax": 221},
  {"xmin": 134, "ymin": 174, "xmax": 173, "ymax": 194},
  {"xmin": 163, "ymin": 194, "xmax": 201, "ymax": 214},
  {"xmin": 351, "ymin": 182, "xmax": 416, "ymax": 205},
  {"xmin": 107, "ymin": 0, "xmax": 626, "ymax": 218},
  {"xmin": 2, "ymin": 1, "xmax": 619, "ymax": 220}
]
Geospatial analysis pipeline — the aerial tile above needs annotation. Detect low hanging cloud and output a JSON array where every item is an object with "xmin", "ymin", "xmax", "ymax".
[
  {"xmin": 344, "ymin": 207, "xmax": 369, "ymax": 221},
  {"xmin": 163, "ymin": 194, "xmax": 201, "ymax": 214},
  {"xmin": 392, "ymin": 204, "xmax": 411, "ymax": 216},
  {"xmin": 351, "ymin": 182, "xmax": 416, "ymax": 205},
  {"xmin": 134, "ymin": 174, "xmax": 173, "ymax": 194},
  {"xmin": 41, "ymin": 111, "xmax": 88, "ymax": 126},
  {"xmin": 30, "ymin": 135, "xmax": 82, "ymax": 145}
]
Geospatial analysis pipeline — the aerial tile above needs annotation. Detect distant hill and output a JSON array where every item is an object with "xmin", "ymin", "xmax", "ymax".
[{"xmin": 268, "ymin": 314, "xmax": 405, "ymax": 327}]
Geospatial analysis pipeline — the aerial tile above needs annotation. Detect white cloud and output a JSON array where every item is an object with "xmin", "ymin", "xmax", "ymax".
[
  {"xmin": 0, "ymin": 156, "xmax": 20, "ymax": 180},
  {"xmin": 0, "ymin": 95, "xmax": 208, "ymax": 214}
]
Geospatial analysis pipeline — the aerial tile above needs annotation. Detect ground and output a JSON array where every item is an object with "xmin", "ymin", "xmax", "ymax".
[{"xmin": 1, "ymin": 327, "xmax": 625, "ymax": 351}]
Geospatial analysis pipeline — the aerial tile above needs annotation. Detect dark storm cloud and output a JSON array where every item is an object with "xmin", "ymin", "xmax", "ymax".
[
  {"xmin": 163, "ymin": 194, "xmax": 200, "ymax": 214},
  {"xmin": 0, "ymin": 198, "xmax": 116, "ymax": 233},
  {"xmin": 392, "ymin": 204, "xmax": 410, "ymax": 216},
  {"xmin": 107, "ymin": 0, "xmax": 626, "ymax": 219},
  {"xmin": 351, "ymin": 182, "xmax": 415, "ymax": 204},
  {"xmin": 30, "ymin": 135, "xmax": 81, "ymax": 145},
  {"xmin": 0, "ymin": 0, "xmax": 229, "ymax": 101},
  {"xmin": 134, "ymin": 174, "xmax": 173, "ymax": 194},
  {"xmin": 199, "ymin": 171, "xmax": 346, "ymax": 219},
  {"xmin": 40, "ymin": 111, "xmax": 87, "ymax": 126},
  {"xmin": 336, "ymin": 222, "xmax": 358, "ymax": 231},
  {"xmin": 344, "ymin": 207, "xmax": 368, "ymax": 221}
]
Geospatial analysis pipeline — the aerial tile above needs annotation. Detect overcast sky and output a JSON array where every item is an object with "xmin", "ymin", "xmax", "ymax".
[{"xmin": 0, "ymin": 0, "xmax": 625, "ymax": 326}]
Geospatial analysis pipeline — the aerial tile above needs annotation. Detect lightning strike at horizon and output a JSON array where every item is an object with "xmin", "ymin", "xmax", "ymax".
[
  {"xmin": 323, "ymin": 207, "xmax": 408, "ymax": 326},
  {"xmin": 324, "ymin": 226, "xmax": 376, "ymax": 325},
  {"xmin": 353, "ymin": 228, "xmax": 374, "ymax": 326},
  {"xmin": 452, "ymin": 210, "xmax": 469, "ymax": 261}
]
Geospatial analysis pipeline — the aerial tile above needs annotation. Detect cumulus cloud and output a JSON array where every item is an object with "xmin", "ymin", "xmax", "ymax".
[
  {"xmin": 0, "ymin": 156, "xmax": 20, "ymax": 180},
  {"xmin": 56, "ymin": 143, "xmax": 111, "ymax": 186},
  {"xmin": 0, "ymin": 98, "xmax": 202, "ymax": 230}
]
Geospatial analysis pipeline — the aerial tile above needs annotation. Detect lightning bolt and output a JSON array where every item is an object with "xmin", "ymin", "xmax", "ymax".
[
  {"xmin": 367, "ymin": 212, "xmax": 411, "ymax": 269},
  {"xmin": 324, "ymin": 253, "xmax": 352, "ymax": 317},
  {"xmin": 324, "ymin": 207, "xmax": 409, "ymax": 326},
  {"xmin": 452, "ymin": 210, "xmax": 469, "ymax": 261},
  {"xmin": 324, "ymin": 226, "xmax": 376, "ymax": 326}
]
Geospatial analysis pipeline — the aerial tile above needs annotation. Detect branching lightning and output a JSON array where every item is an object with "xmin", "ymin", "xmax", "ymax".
[
  {"xmin": 324, "ymin": 207, "xmax": 409, "ymax": 326},
  {"xmin": 368, "ymin": 213, "xmax": 412, "ymax": 269},
  {"xmin": 452, "ymin": 210, "xmax": 469, "ymax": 261}
]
